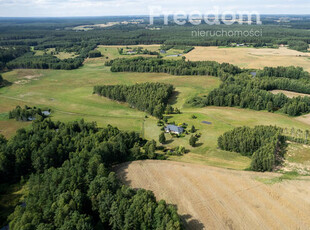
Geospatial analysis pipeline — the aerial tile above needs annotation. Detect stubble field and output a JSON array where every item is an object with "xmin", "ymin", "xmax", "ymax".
[
  {"xmin": 185, "ymin": 46, "xmax": 310, "ymax": 71},
  {"xmin": 117, "ymin": 160, "xmax": 310, "ymax": 230}
]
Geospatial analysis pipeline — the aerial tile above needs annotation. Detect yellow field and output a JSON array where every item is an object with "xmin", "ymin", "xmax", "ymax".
[
  {"xmin": 117, "ymin": 160, "xmax": 310, "ymax": 230},
  {"xmin": 185, "ymin": 46, "xmax": 310, "ymax": 71},
  {"xmin": 270, "ymin": 90, "xmax": 310, "ymax": 98}
]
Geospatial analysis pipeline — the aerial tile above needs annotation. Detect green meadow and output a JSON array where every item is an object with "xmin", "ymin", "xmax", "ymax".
[{"xmin": 1, "ymin": 54, "xmax": 310, "ymax": 170}]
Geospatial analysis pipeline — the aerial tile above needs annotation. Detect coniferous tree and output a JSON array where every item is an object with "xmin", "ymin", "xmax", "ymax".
[
  {"xmin": 190, "ymin": 125, "xmax": 196, "ymax": 133},
  {"xmin": 159, "ymin": 132, "xmax": 166, "ymax": 144},
  {"xmin": 189, "ymin": 135, "xmax": 197, "ymax": 147}
]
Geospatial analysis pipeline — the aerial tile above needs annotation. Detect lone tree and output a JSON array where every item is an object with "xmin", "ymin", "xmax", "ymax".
[
  {"xmin": 189, "ymin": 135, "xmax": 197, "ymax": 147},
  {"xmin": 190, "ymin": 125, "xmax": 196, "ymax": 133},
  {"xmin": 159, "ymin": 132, "xmax": 166, "ymax": 144}
]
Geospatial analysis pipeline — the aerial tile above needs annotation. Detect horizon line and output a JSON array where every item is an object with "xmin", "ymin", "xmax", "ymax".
[{"xmin": 1, "ymin": 14, "xmax": 310, "ymax": 19}]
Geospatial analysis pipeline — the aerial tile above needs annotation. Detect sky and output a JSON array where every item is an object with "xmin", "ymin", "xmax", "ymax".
[{"xmin": 0, "ymin": 0, "xmax": 309, "ymax": 17}]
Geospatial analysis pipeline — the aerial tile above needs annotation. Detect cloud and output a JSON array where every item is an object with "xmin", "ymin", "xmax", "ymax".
[{"xmin": 0, "ymin": 0, "xmax": 309, "ymax": 17}]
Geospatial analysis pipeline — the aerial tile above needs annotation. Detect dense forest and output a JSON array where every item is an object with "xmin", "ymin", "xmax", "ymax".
[
  {"xmin": 0, "ymin": 119, "xmax": 182, "ymax": 229},
  {"xmin": 0, "ymin": 17, "xmax": 309, "ymax": 49},
  {"xmin": 107, "ymin": 57, "xmax": 242, "ymax": 77},
  {"xmin": 5, "ymin": 43, "xmax": 97, "ymax": 70},
  {"xmin": 94, "ymin": 83, "xmax": 174, "ymax": 118},
  {"xmin": 6, "ymin": 53, "xmax": 84, "ymax": 70},
  {"xmin": 8, "ymin": 105, "xmax": 50, "ymax": 121},
  {"xmin": 0, "ymin": 46, "xmax": 29, "ymax": 70},
  {"xmin": 0, "ymin": 16, "xmax": 309, "ymax": 70},
  {"xmin": 218, "ymin": 126, "xmax": 286, "ymax": 171},
  {"xmin": 256, "ymin": 66, "xmax": 310, "ymax": 79},
  {"xmin": 187, "ymin": 66, "xmax": 310, "ymax": 116}
]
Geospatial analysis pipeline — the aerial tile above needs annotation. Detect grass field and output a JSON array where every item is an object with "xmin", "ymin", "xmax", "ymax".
[
  {"xmin": 1, "ymin": 49, "xmax": 310, "ymax": 170},
  {"xmin": 161, "ymin": 48, "xmax": 184, "ymax": 59},
  {"xmin": 144, "ymin": 106, "xmax": 310, "ymax": 169},
  {"xmin": 33, "ymin": 48, "xmax": 78, "ymax": 60},
  {"xmin": 96, "ymin": 45, "xmax": 160, "ymax": 60},
  {"xmin": 116, "ymin": 160, "xmax": 310, "ymax": 230},
  {"xmin": 96, "ymin": 45, "xmax": 185, "ymax": 60},
  {"xmin": 185, "ymin": 46, "xmax": 310, "ymax": 71},
  {"xmin": 0, "ymin": 59, "xmax": 220, "ymax": 136}
]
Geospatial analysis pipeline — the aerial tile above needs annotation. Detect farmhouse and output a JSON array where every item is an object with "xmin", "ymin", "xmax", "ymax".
[{"xmin": 165, "ymin": 125, "xmax": 184, "ymax": 135}]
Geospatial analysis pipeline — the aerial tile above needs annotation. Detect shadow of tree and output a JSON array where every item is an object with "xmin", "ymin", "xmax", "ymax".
[
  {"xmin": 181, "ymin": 214, "xmax": 205, "ymax": 230},
  {"xmin": 195, "ymin": 143, "xmax": 203, "ymax": 147},
  {"xmin": 164, "ymin": 139, "xmax": 174, "ymax": 144},
  {"xmin": 0, "ymin": 80, "xmax": 12, "ymax": 88},
  {"xmin": 168, "ymin": 91, "xmax": 180, "ymax": 105}
]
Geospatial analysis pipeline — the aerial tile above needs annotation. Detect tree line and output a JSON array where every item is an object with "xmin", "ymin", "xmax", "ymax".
[
  {"xmin": 0, "ymin": 46, "xmax": 29, "ymax": 70},
  {"xmin": 218, "ymin": 125, "xmax": 286, "ymax": 171},
  {"xmin": 0, "ymin": 119, "xmax": 182, "ymax": 229},
  {"xmin": 5, "ymin": 43, "xmax": 98, "ymax": 70},
  {"xmin": 6, "ymin": 52, "xmax": 84, "ymax": 70},
  {"xmin": 8, "ymin": 105, "xmax": 50, "ymax": 121},
  {"xmin": 253, "ymin": 77, "xmax": 310, "ymax": 95},
  {"xmin": 159, "ymin": 45, "xmax": 194, "ymax": 53},
  {"xmin": 88, "ymin": 50, "xmax": 102, "ymax": 58},
  {"xmin": 106, "ymin": 57, "xmax": 310, "ymax": 117},
  {"xmin": 288, "ymin": 40, "xmax": 309, "ymax": 52},
  {"xmin": 106, "ymin": 57, "xmax": 242, "ymax": 77},
  {"xmin": 2, "ymin": 20, "xmax": 309, "ymax": 51},
  {"xmin": 188, "ymin": 66, "xmax": 310, "ymax": 116},
  {"xmin": 256, "ymin": 66, "xmax": 310, "ymax": 79},
  {"xmin": 94, "ymin": 83, "xmax": 174, "ymax": 119},
  {"xmin": 1, "ymin": 19, "xmax": 309, "ymax": 70}
]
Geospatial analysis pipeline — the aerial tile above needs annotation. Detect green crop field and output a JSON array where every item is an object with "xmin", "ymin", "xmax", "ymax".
[
  {"xmin": 1, "ymin": 51, "xmax": 310, "ymax": 170},
  {"xmin": 96, "ymin": 45, "xmax": 160, "ymax": 60}
]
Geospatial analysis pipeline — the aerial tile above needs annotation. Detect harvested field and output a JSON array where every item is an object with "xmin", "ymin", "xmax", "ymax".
[
  {"xmin": 270, "ymin": 90, "xmax": 310, "ymax": 98},
  {"xmin": 116, "ymin": 160, "xmax": 310, "ymax": 230},
  {"xmin": 185, "ymin": 46, "xmax": 310, "ymax": 72}
]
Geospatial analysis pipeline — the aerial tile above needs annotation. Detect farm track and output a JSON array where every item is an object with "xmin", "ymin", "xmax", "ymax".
[{"xmin": 116, "ymin": 160, "xmax": 310, "ymax": 230}]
